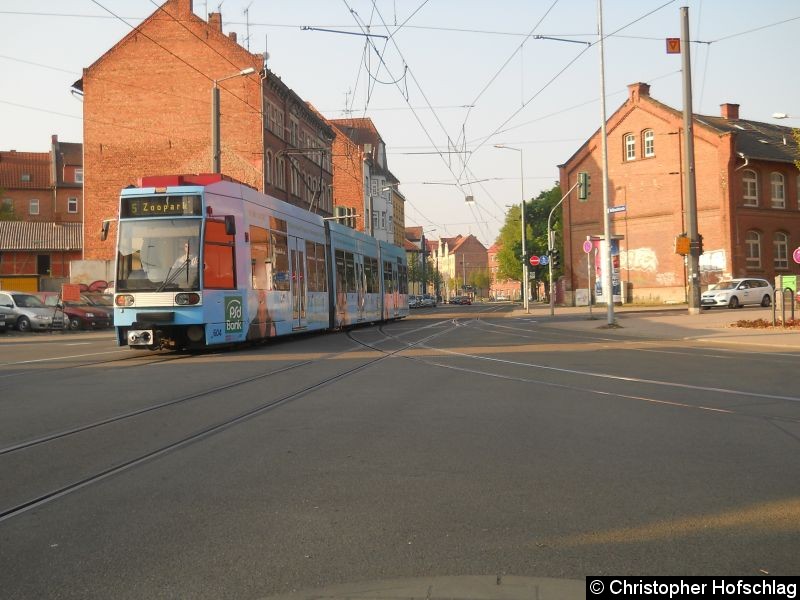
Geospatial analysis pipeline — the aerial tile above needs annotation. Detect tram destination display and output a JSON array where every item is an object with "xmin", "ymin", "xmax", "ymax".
[{"xmin": 121, "ymin": 195, "xmax": 203, "ymax": 218}]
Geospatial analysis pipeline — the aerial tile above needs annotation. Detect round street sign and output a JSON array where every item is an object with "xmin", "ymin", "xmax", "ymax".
[
  {"xmin": 793, "ymin": 246, "xmax": 800, "ymax": 264},
  {"xmin": 539, "ymin": 255, "xmax": 549, "ymax": 266},
  {"xmin": 583, "ymin": 240, "xmax": 593, "ymax": 253},
  {"xmin": 529, "ymin": 255, "xmax": 540, "ymax": 266}
]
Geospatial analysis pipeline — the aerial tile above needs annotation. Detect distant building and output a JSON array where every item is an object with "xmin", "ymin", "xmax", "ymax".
[
  {"xmin": 329, "ymin": 118, "xmax": 402, "ymax": 243},
  {"xmin": 0, "ymin": 135, "xmax": 83, "ymax": 289},
  {"xmin": 435, "ymin": 234, "xmax": 488, "ymax": 300},
  {"xmin": 558, "ymin": 82, "xmax": 800, "ymax": 304},
  {"xmin": 74, "ymin": 0, "xmax": 333, "ymax": 270},
  {"xmin": 487, "ymin": 243, "xmax": 520, "ymax": 300}
]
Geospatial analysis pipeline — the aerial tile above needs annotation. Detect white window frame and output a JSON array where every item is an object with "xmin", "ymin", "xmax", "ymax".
[
  {"xmin": 67, "ymin": 197, "xmax": 78, "ymax": 213},
  {"xmin": 643, "ymin": 129, "xmax": 655, "ymax": 158},
  {"xmin": 624, "ymin": 134, "xmax": 636, "ymax": 161},
  {"xmin": 774, "ymin": 232, "xmax": 789, "ymax": 269},
  {"xmin": 742, "ymin": 170, "xmax": 758, "ymax": 206},
  {"xmin": 75, "ymin": 169, "xmax": 83, "ymax": 184},
  {"xmin": 770, "ymin": 172, "xmax": 785, "ymax": 208},
  {"xmin": 29, "ymin": 198, "xmax": 39, "ymax": 215},
  {"xmin": 745, "ymin": 230, "xmax": 761, "ymax": 269}
]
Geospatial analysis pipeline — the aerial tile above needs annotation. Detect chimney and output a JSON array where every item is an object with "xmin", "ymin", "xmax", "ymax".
[
  {"xmin": 208, "ymin": 12, "xmax": 222, "ymax": 32},
  {"xmin": 228, "ymin": 32, "xmax": 237, "ymax": 43},
  {"xmin": 720, "ymin": 103, "xmax": 739, "ymax": 120},
  {"xmin": 627, "ymin": 82, "xmax": 651, "ymax": 103},
  {"xmin": 175, "ymin": 0, "xmax": 193, "ymax": 16}
]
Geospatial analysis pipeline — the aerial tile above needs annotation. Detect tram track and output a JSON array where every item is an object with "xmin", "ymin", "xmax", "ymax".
[{"xmin": 0, "ymin": 319, "xmax": 460, "ymax": 523}]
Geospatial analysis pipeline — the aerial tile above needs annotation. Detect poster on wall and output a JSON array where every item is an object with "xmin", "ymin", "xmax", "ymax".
[{"xmin": 594, "ymin": 239, "xmax": 622, "ymax": 303}]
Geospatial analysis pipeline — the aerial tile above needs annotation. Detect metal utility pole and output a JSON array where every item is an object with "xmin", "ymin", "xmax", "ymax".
[
  {"xmin": 681, "ymin": 6, "xmax": 701, "ymax": 314},
  {"xmin": 421, "ymin": 232, "xmax": 427, "ymax": 295},
  {"xmin": 212, "ymin": 67, "xmax": 256, "ymax": 173},
  {"xmin": 494, "ymin": 144, "xmax": 528, "ymax": 313},
  {"xmin": 597, "ymin": 0, "xmax": 615, "ymax": 326},
  {"xmin": 548, "ymin": 181, "xmax": 580, "ymax": 316}
]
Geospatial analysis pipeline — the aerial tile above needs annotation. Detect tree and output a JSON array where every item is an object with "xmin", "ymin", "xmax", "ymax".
[
  {"xmin": 794, "ymin": 128, "xmax": 800, "ymax": 171},
  {"xmin": 496, "ymin": 182, "xmax": 563, "ymax": 287},
  {"xmin": 468, "ymin": 269, "xmax": 492, "ymax": 298}
]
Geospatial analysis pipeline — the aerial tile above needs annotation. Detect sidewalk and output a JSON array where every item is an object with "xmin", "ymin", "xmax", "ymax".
[{"xmin": 508, "ymin": 302, "xmax": 800, "ymax": 350}]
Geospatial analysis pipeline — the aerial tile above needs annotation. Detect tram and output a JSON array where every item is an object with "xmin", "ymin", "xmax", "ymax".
[{"xmin": 109, "ymin": 174, "xmax": 408, "ymax": 350}]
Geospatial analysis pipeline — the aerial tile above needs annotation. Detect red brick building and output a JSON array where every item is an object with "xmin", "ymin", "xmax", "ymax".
[
  {"xmin": 75, "ymin": 0, "xmax": 333, "ymax": 266},
  {"xmin": 435, "ymin": 234, "xmax": 488, "ymax": 300},
  {"xmin": 559, "ymin": 82, "xmax": 800, "ymax": 304},
  {"xmin": 487, "ymin": 243, "xmax": 520, "ymax": 300},
  {"xmin": 0, "ymin": 136, "xmax": 83, "ymax": 288}
]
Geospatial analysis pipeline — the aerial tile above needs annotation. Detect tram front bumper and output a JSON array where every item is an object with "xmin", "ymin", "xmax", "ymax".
[{"xmin": 127, "ymin": 329, "xmax": 156, "ymax": 347}]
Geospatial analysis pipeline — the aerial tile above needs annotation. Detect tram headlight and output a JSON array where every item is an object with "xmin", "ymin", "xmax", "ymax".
[
  {"xmin": 175, "ymin": 293, "xmax": 200, "ymax": 306},
  {"xmin": 116, "ymin": 294, "xmax": 134, "ymax": 307}
]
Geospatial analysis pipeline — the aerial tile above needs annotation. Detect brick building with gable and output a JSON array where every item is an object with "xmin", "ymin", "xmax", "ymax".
[
  {"xmin": 558, "ymin": 82, "xmax": 800, "ymax": 305},
  {"xmin": 74, "ymin": 0, "xmax": 334, "ymax": 271}
]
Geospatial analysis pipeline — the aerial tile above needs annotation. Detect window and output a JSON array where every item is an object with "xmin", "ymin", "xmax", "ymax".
[
  {"xmin": 370, "ymin": 179, "xmax": 378, "ymax": 197},
  {"xmin": 29, "ymin": 199, "xmax": 39, "ymax": 215},
  {"xmin": 276, "ymin": 157, "xmax": 285, "ymax": 190},
  {"xmin": 643, "ymin": 129, "xmax": 655, "ymax": 158},
  {"xmin": 75, "ymin": 169, "xmax": 83, "ymax": 184},
  {"xmin": 68, "ymin": 197, "xmax": 78, "ymax": 213},
  {"xmin": 1, "ymin": 199, "xmax": 12, "ymax": 215},
  {"xmin": 624, "ymin": 134, "xmax": 635, "ymax": 161},
  {"xmin": 774, "ymin": 232, "xmax": 789, "ymax": 269},
  {"xmin": 743, "ymin": 170, "xmax": 758, "ymax": 206},
  {"xmin": 21, "ymin": 173, "xmax": 31, "ymax": 182},
  {"xmin": 203, "ymin": 219, "xmax": 236, "ymax": 289},
  {"xmin": 745, "ymin": 231, "xmax": 761, "ymax": 269},
  {"xmin": 265, "ymin": 151, "xmax": 272, "ymax": 184},
  {"xmin": 770, "ymin": 172, "xmax": 785, "ymax": 208},
  {"xmin": 290, "ymin": 118, "xmax": 298, "ymax": 146}
]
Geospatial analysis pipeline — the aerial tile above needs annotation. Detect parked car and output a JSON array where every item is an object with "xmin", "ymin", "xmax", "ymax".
[
  {"xmin": 81, "ymin": 293, "xmax": 114, "ymax": 309},
  {"xmin": 701, "ymin": 278, "xmax": 773, "ymax": 309},
  {"xmin": 0, "ymin": 312, "xmax": 6, "ymax": 333},
  {"xmin": 35, "ymin": 292, "xmax": 113, "ymax": 330},
  {"xmin": 0, "ymin": 291, "xmax": 65, "ymax": 331},
  {"xmin": 451, "ymin": 296, "xmax": 472, "ymax": 305},
  {"xmin": 420, "ymin": 294, "xmax": 437, "ymax": 307},
  {"xmin": 408, "ymin": 295, "xmax": 420, "ymax": 308}
]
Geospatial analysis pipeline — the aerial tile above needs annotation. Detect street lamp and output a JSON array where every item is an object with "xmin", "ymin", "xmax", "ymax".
[
  {"xmin": 212, "ymin": 67, "xmax": 256, "ymax": 173},
  {"xmin": 494, "ymin": 144, "xmax": 529, "ymax": 313}
]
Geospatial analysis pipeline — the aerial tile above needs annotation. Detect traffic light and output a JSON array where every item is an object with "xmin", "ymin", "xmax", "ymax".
[
  {"xmin": 696, "ymin": 234, "xmax": 704, "ymax": 256},
  {"xmin": 550, "ymin": 248, "xmax": 561, "ymax": 270},
  {"xmin": 578, "ymin": 171, "xmax": 590, "ymax": 200}
]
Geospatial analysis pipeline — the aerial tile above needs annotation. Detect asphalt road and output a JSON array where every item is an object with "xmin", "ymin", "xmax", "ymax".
[{"xmin": 1, "ymin": 304, "xmax": 798, "ymax": 599}]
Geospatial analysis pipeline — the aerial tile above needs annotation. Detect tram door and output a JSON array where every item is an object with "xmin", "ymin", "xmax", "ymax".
[
  {"xmin": 355, "ymin": 255, "xmax": 366, "ymax": 322},
  {"xmin": 289, "ymin": 236, "xmax": 307, "ymax": 330},
  {"xmin": 391, "ymin": 261, "xmax": 400, "ymax": 317}
]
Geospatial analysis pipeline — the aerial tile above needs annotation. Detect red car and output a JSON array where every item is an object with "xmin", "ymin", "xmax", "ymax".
[
  {"xmin": 451, "ymin": 296, "xmax": 472, "ymax": 305},
  {"xmin": 35, "ymin": 292, "xmax": 113, "ymax": 330}
]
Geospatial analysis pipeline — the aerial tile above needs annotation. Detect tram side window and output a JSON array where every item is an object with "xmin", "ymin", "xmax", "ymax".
[
  {"xmin": 204, "ymin": 219, "xmax": 236, "ymax": 289},
  {"xmin": 305, "ymin": 241, "xmax": 317, "ymax": 292},
  {"xmin": 345, "ymin": 252, "xmax": 356, "ymax": 293},
  {"xmin": 250, "ymin": 226, "xmax": 271, "ymax": 290},
  {"xmin": 271, "ymin": 231, "xmax": 290, "ymax": 291},
  {"xmin": 335, "ymin": 250, "xmax": 346, "ymax": 296},
  {"xmin": 316, "ymin": 243, "xmax": 327, "ymax": 292},
  {"xmin": 383, "ymin": 261, "xmax": 393, "ymax": 294},
  {"xmin": 398, "ymin": 264, "xmax": 408, "ymax": 294}
]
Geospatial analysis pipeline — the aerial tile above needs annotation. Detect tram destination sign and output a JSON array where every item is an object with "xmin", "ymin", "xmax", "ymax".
[{"xmin": 121, "ymin": 195, "xmax": 203, "ymax": 218}]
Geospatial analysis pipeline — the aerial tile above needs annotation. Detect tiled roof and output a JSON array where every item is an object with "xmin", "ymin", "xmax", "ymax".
[
  {"xmin": 0, "ymin": 152, "xmax": 50, "ymax": 189},
  {"xmin": 0, "ymin": 221, "xmax": 82, "ymax": 251},
  {"xmin": 695, "ymin": 115, "xmax": 798, "ymax": 164},
  {"xmin": 405, "ymin": 226, "xmax": 422, "ymax": 241}
]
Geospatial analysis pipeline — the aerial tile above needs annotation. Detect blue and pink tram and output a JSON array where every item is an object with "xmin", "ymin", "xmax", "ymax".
[{"xmin": 110, "ymin": 174, "xmax": 408, "ymax": 350}]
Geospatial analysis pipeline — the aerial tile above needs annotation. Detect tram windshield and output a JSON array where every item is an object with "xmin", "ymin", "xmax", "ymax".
[{"xmin": 116, "ymin": 219, "xmax": 202, "ymax": 292}]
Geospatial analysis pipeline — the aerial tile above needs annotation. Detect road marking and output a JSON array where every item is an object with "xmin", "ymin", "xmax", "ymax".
[{"xmin": 0, "ymin": 349, "xmax": 128, "ymax": 367}]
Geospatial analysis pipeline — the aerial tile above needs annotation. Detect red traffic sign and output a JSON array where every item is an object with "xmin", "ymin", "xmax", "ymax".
[
  {"xmin": 666, "ymin": 38, "xmax": 680, "ymax": 54},
  {"xmin": 793, "ymin": 247, "xmax": 800, "ymax": 264},
  {"xmin": 583, "ymin": 240, "xmax": 593, "ymax": 254},
  {"xmin": 529, "ymin": 255, "xmax": 540, "ymax": 266}
]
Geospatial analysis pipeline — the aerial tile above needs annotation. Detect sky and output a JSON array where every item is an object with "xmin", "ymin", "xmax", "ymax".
[{"xmin": 2, "ymin": 0, "xmax": 799, "ymax": 247}]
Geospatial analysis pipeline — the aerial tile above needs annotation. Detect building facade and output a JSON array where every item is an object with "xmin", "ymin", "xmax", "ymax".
[
  {"xmin": 75, "ymin": 0, "xmax": 333, "ymax": 270},
  {"xmin": 435, "ymin": 234, "xmax": 488, "ymax": 300},
  {"xmin": 558, "ymin": 82, "xmax": 800, "ymax": 304},
  {"xmin": 487, "ymin": 243, "xmax": 521, "ymax": 300},
  {"xmin": 0, "ymin": 136, "xmax": 83, "ymax": 288}
]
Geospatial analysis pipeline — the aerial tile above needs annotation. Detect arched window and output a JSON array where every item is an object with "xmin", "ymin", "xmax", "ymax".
[
  {"xmin": 643, "ymin": 129, "xmax": 655, "ymax": 158},
  {"xmin": 770, "ymin": 172, "xmax": 785, "ymax": 208},
  {"xmin": 745, "ymin": 230, "xmax": 761, "ymax": 269},
  {"xmin": 742, "ymin": 170, "xmax": 758, "ymax": 206},
  {"xmin": 774, "ymin": 232, "xmax": 789, "ymax": 269},
  {"xmin": 624, "ymin": 133, "xmax": 636, "ymax": 161},
  {"xmin": 265, "ymin": 151, "xmax": 272, "ymax": 185}
]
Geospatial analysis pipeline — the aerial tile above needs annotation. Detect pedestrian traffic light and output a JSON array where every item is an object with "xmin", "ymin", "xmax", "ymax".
[
  {"xmin": 578, "ymin": 172, "xmax": 590, "ymax": 200},
  {"xmin": 550, "ymin": 248, "xmax": 561, "ymax": 269}
]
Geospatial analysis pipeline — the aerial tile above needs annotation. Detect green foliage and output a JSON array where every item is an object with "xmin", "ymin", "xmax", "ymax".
[
  {"xmin": 468, "ymin": 268, "xmax": 492, "ymax": 296},
  {"xmin": 794, "ymin": 128, "xmax": 800, "ymax": 171},
  {"xmin": 496, "ymin": 182, "xmax": 563, "ymax": 283}
]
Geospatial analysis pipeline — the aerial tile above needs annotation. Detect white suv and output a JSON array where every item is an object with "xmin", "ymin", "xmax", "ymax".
[{"xmin": 701, "ymin": 278, "xmax": 774, "ymax": 309}]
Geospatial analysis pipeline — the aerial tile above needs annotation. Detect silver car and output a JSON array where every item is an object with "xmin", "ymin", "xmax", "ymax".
[
  {"xmin": 701, "ymin": 278, "xmax": 774, "ymax": 309},
  {"xmin": 0, "ymin": 290, "xmax": 65, "ymax": 331}
]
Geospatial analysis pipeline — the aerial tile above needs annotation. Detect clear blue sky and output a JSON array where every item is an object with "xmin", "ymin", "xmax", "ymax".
[{"xmin": 2, "ymin": 0, "xmax": 798, "ymax": 246}]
